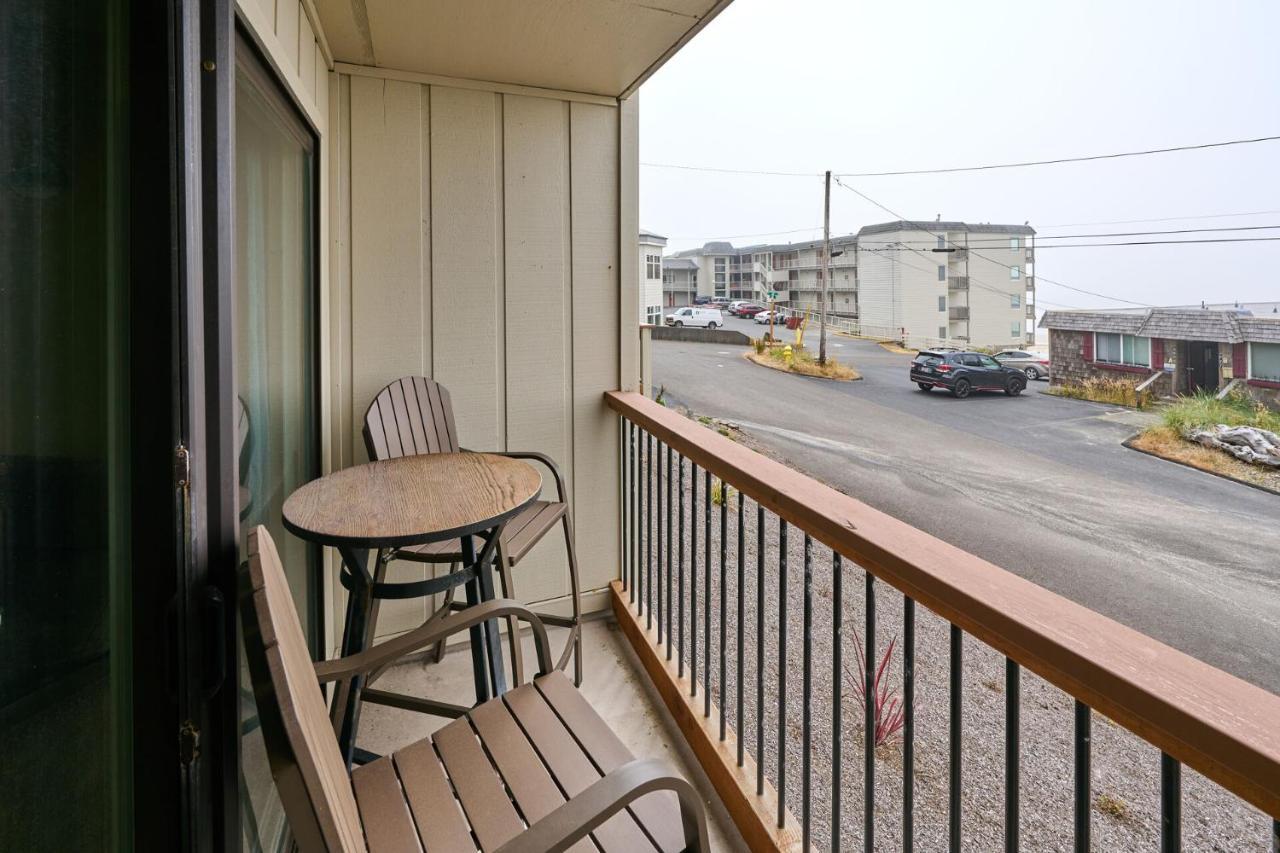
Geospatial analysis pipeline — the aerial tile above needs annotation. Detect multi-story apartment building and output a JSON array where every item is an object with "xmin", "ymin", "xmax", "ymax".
[
  {"xmin": 655, "ymin": 220, "xmax": 1034, "ymax": 345},
  {"xmin": 661, "ymin": 257, "xmax": 698, "ymax": 306},
  {"xmin": 768, "ymin": 234, "xmax": 858, "ymax": 317},
  {"xmin": 664, "ymin": 241, "xmax": 777, "ymax": 305},
  {"xmin": 639, "ymin": 230, "xmax": 666, "ymax": 324},
  {"xmin": 855, "ymin": 220, "xmax": 1036, "ymax": 347}
]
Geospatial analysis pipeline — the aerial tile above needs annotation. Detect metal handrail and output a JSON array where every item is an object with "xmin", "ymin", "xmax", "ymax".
[{"xmin": 608, "ymin": 389, "xmax": 1280, "ymax": 848}]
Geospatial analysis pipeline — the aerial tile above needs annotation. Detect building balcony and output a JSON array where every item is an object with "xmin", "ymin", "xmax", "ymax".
[
  {"xmin": 947, "ymin": 248, "xmax": 968, "ymax": 262},
  {"xmin": 948, "ymin": 275, "xmax": 969, "ymax": 290},
  {"xmin": 949, "ymin": 305, "xmax": 969, "ymax": 320}
]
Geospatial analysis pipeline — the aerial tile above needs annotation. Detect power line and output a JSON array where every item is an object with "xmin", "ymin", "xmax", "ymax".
[
  {"xmin": 870, "ymin": 236, "xmax": 1280, "ymax": 250},
  {"xmin": 888, "ymin": 224, "xmax": 1280, "ymax": 245},
  {"xmin": 640, "ymin": 133, "xmax": 1280, "ymax": 179},
  {"xmin": 831, "ymin": 176, "xmax": 1153, "ymax": 307},
  {"xmin": 665, "ymin": 225, "xmax": 824, "ymax": 241},
  {"xmin": 833, "ymin": 134, "xmax": 1280, "ymax": 177},
  {"xmin": 1039, "ymin": 209, "xmax": 1280, "ymax": 228}
]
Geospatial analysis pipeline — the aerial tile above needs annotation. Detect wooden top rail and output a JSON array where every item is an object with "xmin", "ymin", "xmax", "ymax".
[{"xmin": 605, "ymin": 390, "xmax": 1280, "ymax": 819}]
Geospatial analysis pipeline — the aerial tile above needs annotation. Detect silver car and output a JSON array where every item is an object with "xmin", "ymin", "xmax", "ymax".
[{"xmin": 994, "ymin": 349, "xmax": 1051, "ymax": 380}]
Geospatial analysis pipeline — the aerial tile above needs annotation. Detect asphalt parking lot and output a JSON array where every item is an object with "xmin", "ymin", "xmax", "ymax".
[{"xmin": 653, "ymin": 317, "xmax": 1280, "ymax": 693}]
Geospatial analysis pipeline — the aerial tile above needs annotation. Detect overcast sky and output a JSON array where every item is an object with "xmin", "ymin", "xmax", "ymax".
[{"xmin": 638, "ymin": 0, "xmax": 1280, "ymax": 312}]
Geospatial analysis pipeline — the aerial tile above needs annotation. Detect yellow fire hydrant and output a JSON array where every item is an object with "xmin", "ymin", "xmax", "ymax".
[{"xmin": 782, "ymin": 344, "xmax": 794, "ymax": 365}]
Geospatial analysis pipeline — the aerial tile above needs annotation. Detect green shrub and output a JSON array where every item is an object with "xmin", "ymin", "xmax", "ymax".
[
  {"xmin": 1049, "ymin": 376, "xmax": 1149, "ymax": 409},
  {"xmin": 1160, "ymin": 390, "xmax": 1280, "ymax": 434}
]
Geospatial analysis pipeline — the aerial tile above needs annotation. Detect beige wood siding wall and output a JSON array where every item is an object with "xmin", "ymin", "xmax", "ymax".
[
  {"xmin": 330, "ymin": 74, "xmax": 626, "ymax": 640},
  {"xmin": 238, "ymin": 0, "xmax": 331, "ymax": 131}
]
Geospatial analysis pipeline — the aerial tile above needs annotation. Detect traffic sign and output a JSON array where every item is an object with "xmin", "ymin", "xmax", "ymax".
[{"xmin": 767, "ymin": 291, "xmax": 778, "ymax": 300}]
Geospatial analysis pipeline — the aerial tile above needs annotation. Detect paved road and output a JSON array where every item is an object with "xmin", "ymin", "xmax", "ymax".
[{"xmin": 654, "ymin": 317, "xmax": 1280, "ymax": 693}]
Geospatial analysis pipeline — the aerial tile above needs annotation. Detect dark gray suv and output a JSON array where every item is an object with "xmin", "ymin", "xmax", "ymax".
[{"xmin": 910, "ymin": 350, "xmax": 1027, "ymax": 398}]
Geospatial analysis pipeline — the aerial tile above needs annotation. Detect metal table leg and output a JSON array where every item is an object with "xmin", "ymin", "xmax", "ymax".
[
  {"xmin": 461, "ymin": 533, "xmax": 507, "ymax": 699},
  {"xmin": 334, "ymin": 545, "xmax": 374, "ymax": 767}
]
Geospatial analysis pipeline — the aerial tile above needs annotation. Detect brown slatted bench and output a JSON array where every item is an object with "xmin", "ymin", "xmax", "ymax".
[{"xmin": 241, "ymin": 525, "xmax": 709, "ymax": 852}]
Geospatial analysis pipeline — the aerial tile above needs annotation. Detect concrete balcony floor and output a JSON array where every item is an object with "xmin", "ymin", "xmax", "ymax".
[{"xmin": 357, "ymin": 616, "xmax": 744, "ymax": 851}]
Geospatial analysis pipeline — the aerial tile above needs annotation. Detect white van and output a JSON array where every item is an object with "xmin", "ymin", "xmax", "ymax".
[{"xmin": 664, "ymin": 306, "xmax": 724, "ymax": 329}]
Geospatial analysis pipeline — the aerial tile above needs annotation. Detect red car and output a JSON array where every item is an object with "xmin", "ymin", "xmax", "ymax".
[{"xmin": 733, "ymin": 303, "xmax": 766, "ymax": 317}]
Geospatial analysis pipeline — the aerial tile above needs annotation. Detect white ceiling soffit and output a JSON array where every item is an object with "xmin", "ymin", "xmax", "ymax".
[{"xmin": 314, "ymin": 0, "xmax": 735, "ymax": 99}]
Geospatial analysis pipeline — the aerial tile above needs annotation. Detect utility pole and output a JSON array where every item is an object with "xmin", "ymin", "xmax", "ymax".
[{"xmin": 819, "ymin": 170, "xmax": 831, "ymax": 366}]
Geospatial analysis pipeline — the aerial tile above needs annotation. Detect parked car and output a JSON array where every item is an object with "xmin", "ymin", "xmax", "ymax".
[
  {"xmin": 994, "ymin": 349, "xmax": 1051, "ymax": 380},
  {"xmin": 665, "ymin": 306, "xmax": 724, "ymax": 329},
  {"xmin": 692, "ymin": 296, "xmax": 712, "ymax": 306},
  {"xmin": 733, "ymin": 303, "xmax": 766, "ymax": 317},
  {"xmin": 711, "ymin": 297, "xmax": 731, "ymax": 307},
  {"xmin": 726, "ymin": 300, "xmax": 749, "ymax": 314},
  {"xmin": 753, "ymin": 309, "xmax": 785, "ymax": 324},
  {"xmin": 910, "ymin": 350, "xmax": 1027, "ymax": 398}
]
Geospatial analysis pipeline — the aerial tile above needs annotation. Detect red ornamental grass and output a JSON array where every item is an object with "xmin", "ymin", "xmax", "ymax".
[{"xmin": 844, "ymin": 632, "xmax": 907, "ymax": 748}]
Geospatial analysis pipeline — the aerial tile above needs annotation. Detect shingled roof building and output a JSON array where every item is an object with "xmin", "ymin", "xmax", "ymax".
[{"xmin": 1039, "ymin": 304, "xmax": 1280, "ymax": 407}]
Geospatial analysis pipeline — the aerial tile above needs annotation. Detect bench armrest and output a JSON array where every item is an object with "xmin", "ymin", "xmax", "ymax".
[
  {"xmin": 494, "ymin": 759, "xmax": 709, "ymax": 853},
  {"xmin": 314, "ymin": 599, "xmax": 552, "ymax": 685}
]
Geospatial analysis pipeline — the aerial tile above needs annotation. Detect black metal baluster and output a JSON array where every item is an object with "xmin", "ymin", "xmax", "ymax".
[
  {"xmin": 949, "ymin": 624, "xmax": 962, "ymax": 853},
  {"xmin": 665, "ymin": 444, "xmax": 672, "ymax": 654},
  {"xmin": 678, "ymin": 455, "xmax": 685, "ymax": 676},
  {"xmin": 619, "ymin": 419, "xmax": 627, "ymax": 595},
  {"xmin": 645, "ymin": 432, "xmax": 652, "ymax": 625},
  {"xmin": 631, "ymin": 422, "xmax": 638, "ymax": 604},
  {"xmin": 1074, "ymin": 701, "xmax": 1091, "ymax": 852},
  {"xmin": 1160, "ymin": 752, "xmax": 1180, "ymax": 853},
  {"xmin": 719, "ymin": 485, "xmax": 728, "ymax": 741},
  {"xmin": 904, "ymin": 597, "xmax": 915, "ymax": 853},
  {"xmin": 832, "ymin": 552, "xmax": 843, "ymax": 853},
  {"xmin": 802, "ymin": 535, "xmax": 813, "ymax": 850},
  {"xmin": 864, "ymin": 572, "xmax": 876, "ymax": 853},
  {"xmin": 704, "ymin": 469, "xmax": 712, "ymax": 718},
  {"xmin": 777, "ymin": 519, "xmax": 788, "ymax": 829},
  {"xmin": 1271, "ymin": 818, "xmax": 1278, "ymax": 853},
  {"xmin": 1005, "ymin": 658, "xmax": 1020, "ymax": 853},
  {"xmin": 736, "ymin": 491, "xmax": 745, "ymax": 767},
  {"xmin": 656, "ymin": 442, "xmax": 663, "ymax": 644},
  {"xmin": 756, "ymin": 505, "xmax": 765, "ymax": 796},
  {"xmin": 690, "ymin": 465, "xmax": 698, "ymax": 697}
]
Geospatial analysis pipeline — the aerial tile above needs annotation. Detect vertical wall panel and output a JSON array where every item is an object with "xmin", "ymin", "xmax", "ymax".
[
  {"xmin": 297, "ymin": 13, "xmax": 317, "ymax": 98},
  {"xmin": 273, "ymin": 0, "xmax": 300, "ymax": 74},
  {"xmin": 569, "ymin": 101, "xmax": 621, "ymax": 595},
  {"xmin": 501, "ymin": 94, "xmax": 573, "ymax": 603},
  {"xmin": 349, "ymin": 76, "xmax": 431, "ymax": 636},
  {"xmin": 430, "ymin": 86, "xmax": 504, "ymax": 452}
]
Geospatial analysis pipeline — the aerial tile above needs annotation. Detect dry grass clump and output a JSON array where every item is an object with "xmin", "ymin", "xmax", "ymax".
[
  {"xmin": 747, "ymin": 345, "xmax": 860, "ymax": 381},
  {"xmin": 1095, "ymin": 793, "xmax": 1132, "ymax": 822},
  {"xmin": 1046, "ymin": 376, "xmax": 1150, "ymax": 408}
]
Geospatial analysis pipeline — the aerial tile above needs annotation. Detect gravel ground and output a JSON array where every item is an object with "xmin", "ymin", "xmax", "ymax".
[{"xmin": 625, "ymin": 421, "xmax": 1271, "ymax": 851}]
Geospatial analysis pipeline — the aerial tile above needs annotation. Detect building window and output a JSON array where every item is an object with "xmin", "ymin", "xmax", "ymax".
[
  {"xmin": 646, "ymin": 254, "xmax": 661, "ymax": 279},
  {"xmin": 1012, "ymin": 322, "xmax": 1022, "ymax": 338},
  {"xmin": 1095, "ymin": 332, "xmax": 1150, "ymax": 367},
  {"xmin": 937, "ymin": 235, "xmax": 945, "ymax": 249},
  {"xmin": 1010, "ymin": 265, "xmax": 1021, "ymax": 279},
  {"xmin": 1011, "ymin": 293, "xmax": 1021, "ymax": 308},
  {"xmin": 938, "ymin": 296, "xmax": 946, "ymax": 312},
  {"xmin": 938, "ymin": 326, "xmax": 947, "ymax": 339},
  {"xmin": 714, "ymin": 273, "xmax": 725, "ymax": 284},
  {"xmin": 1010, "ymin": 237, "xmax": 1022, "ymax": 250},
  {"xmin": 937, "ymin": 265, "xmax": 946, "ymax": 281},
  {"xmin": 1250, "ymin": 342, "xmax": 1280, "ymax": 381},
  {"xmin": 663, "ymin": 271, "xmax": 673, "ymax": 284}
]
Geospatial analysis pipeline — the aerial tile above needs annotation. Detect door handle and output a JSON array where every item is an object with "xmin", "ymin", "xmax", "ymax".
[{"xmin": 202, "ymin": 586, "xmax": 227, "ymax": 700}]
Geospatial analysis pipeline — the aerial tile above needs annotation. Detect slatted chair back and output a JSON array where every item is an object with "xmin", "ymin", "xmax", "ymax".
[
  {"xmin": 241, "ymin": 525, "xmax": 367, "ymax": 852},
  {"xmin": 362, "ymin": 376, "xmax": 460, "ymax": 461}
]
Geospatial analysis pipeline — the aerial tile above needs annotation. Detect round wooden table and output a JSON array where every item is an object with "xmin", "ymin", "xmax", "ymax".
[{"xmin": 283, "ymin": 452, "xmax": 541, "ymax": 764}]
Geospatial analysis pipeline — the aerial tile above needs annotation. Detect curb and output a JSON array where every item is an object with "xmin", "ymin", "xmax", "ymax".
[
  {"xmin": 743, "ymin": 351, "xmax": 861, "ymax": 382},
  {"xmin": 1121, "ymin": 435, "xmax": 1280, "ymax": 497}
]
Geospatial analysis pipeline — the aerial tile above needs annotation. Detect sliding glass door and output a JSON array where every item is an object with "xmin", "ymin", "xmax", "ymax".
[
  {"xmin": 233, "ymin": 35, "xmax": 320, "ymax": 852},
  {"xmin": 0, "ymin": 1, "xmax": 134, "ymax": 848}
]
